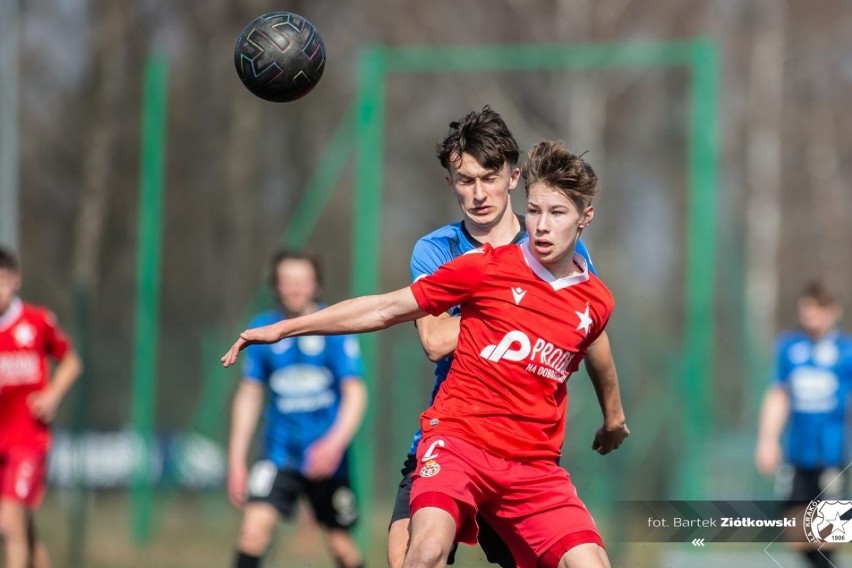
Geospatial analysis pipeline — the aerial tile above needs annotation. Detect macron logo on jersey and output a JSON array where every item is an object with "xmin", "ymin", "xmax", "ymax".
[
  {"xmin": 479, "ymin": 330, "xmax": 577, "ymax": 383},
  {"xmin": 511, "ymin": 287, "xmax": 527, "ymax": 305}
]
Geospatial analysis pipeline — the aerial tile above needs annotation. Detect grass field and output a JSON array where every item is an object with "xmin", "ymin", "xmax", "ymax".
[
  {"xmin": 37, "ymin": 491, "xmax": 505, "ymax": 567},
  {"xmin": 35, "ymin": 491, "xmax": 838, "ymax": 567}
]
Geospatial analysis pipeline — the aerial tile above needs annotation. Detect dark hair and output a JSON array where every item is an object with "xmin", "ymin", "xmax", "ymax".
[
  {"xmin": 0, "ymin": 247, "xmax": 19, "ymax": 272},
  {"xmin": 268, "ymin": 249, "xmax": 322, "ymax": 289},
  {"xmin": 800, "ymin": 280, "xmax": 837, "ymax": 307},
  {"xmin": 436, "ymin": 106, "xmax": 520, "ymax": 172},
  {"xmin": 521, "ymin": 141, "xmax": 599, "ymax": 211}
]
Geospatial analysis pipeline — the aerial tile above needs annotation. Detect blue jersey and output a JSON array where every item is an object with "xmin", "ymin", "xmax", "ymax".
[
  {"xmin": 405, "ymin": 217, "xmax": 596, "ymax": 455},
  {"xmin": 774, "ymin": 330, "xmax": 852, "ymax": 468},
  {"xmin": 242, "ymin": 310, "xmax": 363, "ymax": 473}
]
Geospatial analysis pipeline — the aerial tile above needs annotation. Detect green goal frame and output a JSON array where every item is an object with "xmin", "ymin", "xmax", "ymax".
[{"xmin": 349, "ymin": 40, "xmax": 720, "ymax": 516}]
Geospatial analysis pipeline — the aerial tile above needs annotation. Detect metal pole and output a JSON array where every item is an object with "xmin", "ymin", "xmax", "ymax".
[
  {"xmin": 351, "ymin": 45, "xmax": 387, "ymax": 551},
  {"xmin": 0, "ymin": 0, "xmax": 20, "ymax": 251},
  {"xmin": 679, "ymin": 39, "xmax": 720, "ymax": 499},
  {"xmin": 130, "ymin": 52, "xmax": 169, "ymax": 545}
]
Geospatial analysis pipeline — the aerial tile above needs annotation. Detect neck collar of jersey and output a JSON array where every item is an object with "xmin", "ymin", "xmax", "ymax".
[
  {"xmin": 520, "ymin": 242, "xmax": 590, "ymax": 291},
  {"xmin": 0, "ymin": 297, "xmax": 23, "ymax": 332},
  {"xmin": 807, "ymin": 329, "xmax": 840, "ymax": 343},
  {"xmin": 278, "ymin": 302, "xmax": 321, "ymax": 320},
  {"xmin": 461, "ymin": 214, "xmax": 527, "ymax": 248}
]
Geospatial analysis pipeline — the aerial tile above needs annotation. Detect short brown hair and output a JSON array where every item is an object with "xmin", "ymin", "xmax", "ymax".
[
  {"xmin": 521, "ymin": 141, "xmax": 599, "ymax": 211},
  {"xmin": 800, "ymin": 280, "xmax": 838, "ymax": 307},
  {"xmin": 268, "ymin": 249, "xmax": 322, "ymax": 289},
  {"xmin": 436, "ymin": 106, "xmax": 520, "ymax": 172},
  {"xmin": 0, "ymin": 247, "xmax": 19, "ymax": 272}
]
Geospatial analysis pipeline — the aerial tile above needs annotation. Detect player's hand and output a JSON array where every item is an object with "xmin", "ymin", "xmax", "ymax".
[
  {"xmin": 592, "ymin": 421, "xmax": 629, "ymax": 455},
  {"xmin": 227, "ymin": 463, "xmax": 249, "ymax": 508},
  {"xmin": 303, "ymin": 437, "xmax": 345, "ymax": 481},
  {"xmin": 27, "ymin": 389, "xmax": 61, "ymax": 423},
  {"xmin": 755, "ymin": 439, "xmax": 782, "ymax": 477},
  {"xmin": 221, "ymin": 324, "xmax": 285, "ymax": 367}
]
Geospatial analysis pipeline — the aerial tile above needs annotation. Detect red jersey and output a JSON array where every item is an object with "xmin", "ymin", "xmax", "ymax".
[
  {"xmin": 0, "ymin": 298, "xmax": 71, "ymax": 451},
  {"xmin": 410, "ymin": 243, "xmax": 614, "ymax": 461}
]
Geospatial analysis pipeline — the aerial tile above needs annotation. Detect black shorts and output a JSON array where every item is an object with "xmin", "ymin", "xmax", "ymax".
[
  {"xmin": 778, "ymin": 465, "xmax": 847, "ymax": 507},
  {"xmin": 390, "ymin": 454, "xmax": 516, "ymax": 568},
  {"xmin": 246, "ymin": 460, "xmax": 358, "ymax": 530}
]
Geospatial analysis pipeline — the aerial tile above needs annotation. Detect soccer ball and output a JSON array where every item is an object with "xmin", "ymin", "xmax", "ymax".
[{"xmin": 233, "ymin": 12, "xmax": 326, "ymax": 103}]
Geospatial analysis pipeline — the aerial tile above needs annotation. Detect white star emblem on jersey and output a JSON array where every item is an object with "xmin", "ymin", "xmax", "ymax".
[
  {"xmin": 511, "ymin": 287, "xmax": 527, "ymax": 305},
  {"xmin": 575, "ymin": 305, "xmax": 593, "ymax": 336}
]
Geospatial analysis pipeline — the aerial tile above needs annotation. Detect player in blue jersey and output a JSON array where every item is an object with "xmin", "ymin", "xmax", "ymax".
[
  {"xmin": 386, "ymin": 107, "xmax": 629, "ymax": 568},
  {"xmin": 756, "ymin": 280, "xmax": 852, "ymax": 568},
  {"xmin": 228, "ymin": 250, "xmax": 367, "ymax": 568}
]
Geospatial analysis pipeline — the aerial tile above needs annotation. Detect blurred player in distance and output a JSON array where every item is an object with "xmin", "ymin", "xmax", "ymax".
[
  {"xmin": 388, "ymin": 106, "xmax": 629, "ymax": 568},
  {"xmin": 222, "ymin": 141, "xmax": 620, "ymax": 568},
  {"xmin": 0, "ymin": 247, "xmax": 83, "ymax": 568},
  {"xmin": 227, "ymin": 250, "xmax": 367, "ymax": 568},
  {"xmin": 755, "ymin": 280, "xmax": 852, "ymax": 568}
]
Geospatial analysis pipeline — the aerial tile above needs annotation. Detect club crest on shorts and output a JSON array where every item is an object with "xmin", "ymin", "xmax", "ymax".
[{"xmin": 420, "ymin": 459, "xmax": 441, "ymax": 478}]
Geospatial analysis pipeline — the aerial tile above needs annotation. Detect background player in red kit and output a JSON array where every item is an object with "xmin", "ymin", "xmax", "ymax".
[
  {"xmin": 0, "ymin": 248, "xmax": 83, "ymax": 568},
  {"xmin": 222, "ymin": 141, "xmax": 621, "ymax": 568}
]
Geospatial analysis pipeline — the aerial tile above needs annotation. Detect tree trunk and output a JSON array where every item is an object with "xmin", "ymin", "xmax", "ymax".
[
  {"xmin": 72, "ymin": 0, "xmax": 128, "ymax": 289},
  {"xmin": 804, "ymin": 37, "xmax": 847, "ymax": 289},
  {"xmin": 744, "ymin": 0, "xmax": 785, "ymax": 346},
  {"xmin": 557, "ymin": 0, "xmax": 605, "ymax": 164}
]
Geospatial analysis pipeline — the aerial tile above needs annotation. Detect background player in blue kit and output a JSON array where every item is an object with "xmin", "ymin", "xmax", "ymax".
[
  {"xmin": 386, "ymin": 107, "xmax": 629, "ymax": 568},
  {"xmin": 756, "ymin": 280, "xmax": 852, "ymax": 568},
  {"xmin": 228, "ymin": 250, "xmax": 367, "ymax": 568}
]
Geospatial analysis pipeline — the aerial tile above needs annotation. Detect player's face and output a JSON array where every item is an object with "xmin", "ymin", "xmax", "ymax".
[
  {"xmin": 446, "ymin": 152, "xmax": 520, "ymax": 231},
  {"xmin": 798, "ymin": 298, "xmax": 841, "ymax": 339},
  {"xmin": 0, "ymin": 268, "xmax": 21, "ymax": 314},
  {"xmin": 275, "ymin": 259, "xmax": 318, "ymax": 316},
  {"xmin": 525, "ymin": 183, "xmax": 593, "ymax": 277}
]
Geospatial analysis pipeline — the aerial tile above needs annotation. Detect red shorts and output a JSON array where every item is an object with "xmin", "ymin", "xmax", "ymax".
[
  {"xmin": 411, "ymin": 434, "xmax": 603, "ymax": 568},
  {"xmin": 0, "ymin": 446, "xmax": 47, "ymax": 508}
]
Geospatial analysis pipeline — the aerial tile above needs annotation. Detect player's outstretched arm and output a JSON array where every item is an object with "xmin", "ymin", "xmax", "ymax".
[
  {"xmin": 584, "ymin": 332, "xmax": 629, "ymax": 455},
  {"xmin": 221, "ymin": 288, "xmax": 427, "ymax": 367}
]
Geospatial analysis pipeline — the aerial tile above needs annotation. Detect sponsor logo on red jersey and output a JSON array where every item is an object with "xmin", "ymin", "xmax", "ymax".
[
  {"xmin": 480, "ymin": 330, "xmax": 577, "ymax": 383},
  {"xmin": 0, "ymin": 352, "xmax": 41, "ymax": 387}
]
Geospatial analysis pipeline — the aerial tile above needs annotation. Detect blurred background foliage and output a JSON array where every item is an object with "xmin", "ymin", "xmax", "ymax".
[{"xmin": 5, "ymin": 0, "xmax": 852, "ymax": 566}]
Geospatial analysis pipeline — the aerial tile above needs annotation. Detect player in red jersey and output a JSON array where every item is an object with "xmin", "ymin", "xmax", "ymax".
[
  {"xmin": 223, "ymin": 141, "xmax": 619, "ymax": 568},
  {"xmin": 0, "ymin": 248, "xmax": 82, "ymax": 568},
  {"xmin": 390, "ymin": 106, "xmax": 626, "ymax": 568}
]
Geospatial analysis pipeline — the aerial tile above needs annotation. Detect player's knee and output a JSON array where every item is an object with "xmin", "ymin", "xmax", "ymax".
[
  {"xmin": 324, "ymin": 529, "xmax": 360, "ymax": 563},
  {"xmin": 405, "ymin": 537, "xmax": 451, "ymax": 568},
  {"xmin": 555, "ymin": 544, "xmax": 610, "ymax": 568},
  {"xmin": 237, "ymin": 522, "xmax": 273, "ymax": 555},
  {"xmin": 0, "ymin": 513, "xmax": 26, "ymax": 543},
  {"xmin": 387, "ymin": 519, "xmax": 410, "ymax": 568}
]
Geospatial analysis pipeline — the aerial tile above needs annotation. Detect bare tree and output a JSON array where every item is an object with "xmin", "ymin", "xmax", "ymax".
[
  {"xmin": 221, "ymin": 0, "xmax": 271, "ymax": 323},
  {"xmin": 804, "ymin": 36, "xmax": 848, "ymax": 288},
  {"xmin": 744, "ymin": 0, "xmax": 785, "ymax": 346},
  {"xmin": 72, "ymin": 0, "xmax": 129, "ymax": 291},
  {"xmin": 557, "ymin": 0, "xmax": 605, "ymax": 163}
]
